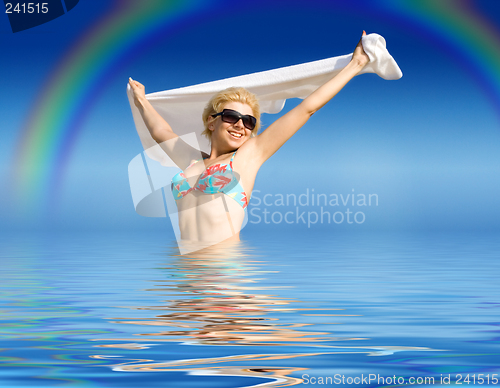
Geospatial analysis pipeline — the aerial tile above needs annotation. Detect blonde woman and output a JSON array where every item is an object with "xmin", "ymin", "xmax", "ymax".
[{"xmin": 129, "ymin": 32, "xmax": 369, "ymax": 246}]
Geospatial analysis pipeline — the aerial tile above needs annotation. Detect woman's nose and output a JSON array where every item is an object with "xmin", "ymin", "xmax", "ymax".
[{"xmin": 234, "ymin": 118, "xmax": 244, "ymax": 128}]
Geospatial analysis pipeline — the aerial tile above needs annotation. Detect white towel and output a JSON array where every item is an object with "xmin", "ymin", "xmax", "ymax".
[{"xmin": 127, "ymin": 33, "xmax": 402, "ymax": 164}]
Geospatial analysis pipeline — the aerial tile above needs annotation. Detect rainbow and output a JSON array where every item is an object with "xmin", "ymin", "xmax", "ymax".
[
  {"xmin": 12, "ymin": 0, "xmax": 215, "ymax": 216},
  {"xmin": 12, "ymin": 0, "xmax": 500, "ymax": 217},
  {"xmin": 380, "ymin": 0, "xmax": 500, "ymax": 111}
]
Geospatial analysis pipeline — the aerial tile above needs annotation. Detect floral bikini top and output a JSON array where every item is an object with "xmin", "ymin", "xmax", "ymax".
[{"xmin": 171, "ymin": 151, "xmax": 248, "ymax": 209}]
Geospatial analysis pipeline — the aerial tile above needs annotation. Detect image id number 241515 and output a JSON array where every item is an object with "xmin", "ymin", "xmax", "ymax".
[{"xmin": 5, "ymin": 3, "xmax": 48, "ymax": 13}]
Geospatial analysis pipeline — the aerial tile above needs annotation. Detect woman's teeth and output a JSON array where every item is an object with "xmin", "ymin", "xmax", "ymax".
[{"xmin": 229, "ymin": 131, "xmax": 242, "ymax": 138}]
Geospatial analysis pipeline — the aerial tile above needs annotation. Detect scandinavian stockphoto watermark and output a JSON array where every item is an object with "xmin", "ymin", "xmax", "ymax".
[{"xmin": 249, "ymin": 188, "xmax": 378, "ymax": 227}]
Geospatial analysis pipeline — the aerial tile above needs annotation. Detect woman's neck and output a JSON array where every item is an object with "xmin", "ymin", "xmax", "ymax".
[{"xmin": 208, "ymin": 145, "xmax": 236, "ymax": 160}]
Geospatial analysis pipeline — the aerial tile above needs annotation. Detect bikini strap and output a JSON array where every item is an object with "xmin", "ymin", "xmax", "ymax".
[
  {"xmin": 186, "ymin": 158, "xmax": 202, "ymax": 170},
  {"xmin": 229, "ymin": 150, "xmax": 237, "ymax": 169}
]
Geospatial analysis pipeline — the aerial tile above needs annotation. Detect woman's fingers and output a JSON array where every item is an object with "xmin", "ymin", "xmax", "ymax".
[
  {"xmin": 351, "ymin": 31, "xmax": 370, "ymax": 68},
  {"xmin": 128, "ymin": 78, "xmax": 146, "ymax": 108},
  {"xmin": 128, "ymin": 78, "xmax": 145, "ymax": 93},
  {"xmin": 128, "ymin": 77, "xmax": 140, "ymax": 86},
  {"xmin": 354, "ymin": 32, "xmax": 364, "ymax": 51},
  {"xmin": 357, "ymin": 31, "xmax": 366, "ymax": 47}
]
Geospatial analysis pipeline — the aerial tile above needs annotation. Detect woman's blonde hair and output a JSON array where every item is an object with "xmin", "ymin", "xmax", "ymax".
[{"xmin": 202, "ymin": 87, "xmax": 260, "ymax": 140}]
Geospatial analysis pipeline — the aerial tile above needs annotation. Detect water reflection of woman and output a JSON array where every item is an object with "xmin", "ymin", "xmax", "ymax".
[
  {"xmin": 127, "ymin": 242, "xmax": 333, "ymax": 347},
  {"xmin": 97, "ymin": 241, "xmax": 335, "ymax": 386}
]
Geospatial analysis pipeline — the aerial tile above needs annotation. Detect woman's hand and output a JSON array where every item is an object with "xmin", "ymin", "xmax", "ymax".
[
  {"xmin": 129, "ymin": 77, "xmax": 146, "ymax": 108},
  {"xmin": 351, "ymin": 31, "xmax": 370, "ymax": 69}
]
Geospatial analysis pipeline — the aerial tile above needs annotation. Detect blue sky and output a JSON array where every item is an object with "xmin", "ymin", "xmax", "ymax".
[{"xmin": 1, "ymin": 0, "xmax": 500, "ymax": 235}]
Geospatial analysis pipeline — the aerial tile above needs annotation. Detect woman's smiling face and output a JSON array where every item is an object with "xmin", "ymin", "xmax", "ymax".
[{"xmin": 209, "ymin": 101, "xmax": 255, "ymax": 148}]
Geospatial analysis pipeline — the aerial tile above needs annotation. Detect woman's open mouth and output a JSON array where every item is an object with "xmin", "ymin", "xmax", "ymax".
[{"xmin": 228, "ymin": 130, "xmax": 243, "ymax": 139}]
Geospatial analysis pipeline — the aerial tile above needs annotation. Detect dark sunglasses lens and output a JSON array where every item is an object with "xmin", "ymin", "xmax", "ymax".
[
  {"xmin": 221, "ymin": 111, "xmax": 239, "ymax": 124},
  {"xmin": 242, "ymin": 116, "xmax": 256, "ymax": 130}
]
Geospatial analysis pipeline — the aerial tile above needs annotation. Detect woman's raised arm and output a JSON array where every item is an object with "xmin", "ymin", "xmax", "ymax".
[
  {"xmin": 129, "ymin": 78, "xmax": 175, "ymax": 142},
  {"xmin": 129, "ymin": 78, "xmax": 204, "ymax": 169},
  {"xmin": 249, "ymin": 32, "xmax": 370, "ymax": 165}
]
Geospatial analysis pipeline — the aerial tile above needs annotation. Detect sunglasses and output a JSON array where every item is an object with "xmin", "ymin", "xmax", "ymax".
[{"xmin": 211, "ymin": 109, "xmax": 257, "ymax": 131}]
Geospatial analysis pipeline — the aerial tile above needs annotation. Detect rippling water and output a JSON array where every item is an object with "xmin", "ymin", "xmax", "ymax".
[{"xmin": 1, "ymin": 230, "xmax": 499, "ymax": 387}]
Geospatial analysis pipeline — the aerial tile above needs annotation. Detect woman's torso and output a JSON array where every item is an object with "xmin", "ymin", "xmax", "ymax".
[{"xmin": 171, "ymin": 150, "xmax": 257, "ymax": 243}]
